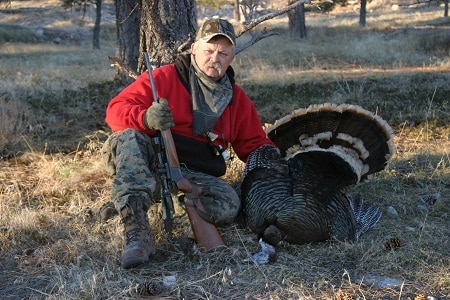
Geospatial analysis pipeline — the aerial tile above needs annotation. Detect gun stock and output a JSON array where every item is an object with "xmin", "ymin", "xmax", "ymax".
[
  {"xmin": 184, "ymin": 185, "xmax": 226, "ymax": 252},
  {"xmin": 144, "ymin": 53, "xmax": 225, "ymax": 251}
]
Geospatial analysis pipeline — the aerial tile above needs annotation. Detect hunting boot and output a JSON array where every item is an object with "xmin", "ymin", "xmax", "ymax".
[{"xmin": 119, "ymin": 198, "xmax": 156, "ymax": 269}]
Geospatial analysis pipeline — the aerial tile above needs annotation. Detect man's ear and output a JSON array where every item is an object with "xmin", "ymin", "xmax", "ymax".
[{"xmin": 190, "ymin": 42, "xmax": 196, "ymax": 54}]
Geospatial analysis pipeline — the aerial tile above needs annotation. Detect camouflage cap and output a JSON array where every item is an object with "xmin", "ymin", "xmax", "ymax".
[{"xmin": 195, "ymin": 17, "xmax": 236, "ymax": 45}]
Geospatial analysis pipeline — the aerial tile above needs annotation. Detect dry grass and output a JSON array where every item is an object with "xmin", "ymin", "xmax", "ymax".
[{"xmin": 0, "ymin": 0, "xmax": 449, "ymax": 299}]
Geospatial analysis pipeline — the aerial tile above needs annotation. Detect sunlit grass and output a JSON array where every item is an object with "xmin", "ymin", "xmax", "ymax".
[{"xmin": 0, "ymin": 42, "xmax": 116, "ymax": 91}]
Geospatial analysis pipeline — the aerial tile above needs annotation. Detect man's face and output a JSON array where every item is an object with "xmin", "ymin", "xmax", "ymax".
[{"xmin": 191, "ymin": 36, "xmax": 235, "ymax": 81}]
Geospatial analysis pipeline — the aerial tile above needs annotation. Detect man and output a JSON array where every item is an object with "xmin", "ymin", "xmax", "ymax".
[{"xmin": 102, "ymin": 17, "xmax": 276, "ymax": 269}]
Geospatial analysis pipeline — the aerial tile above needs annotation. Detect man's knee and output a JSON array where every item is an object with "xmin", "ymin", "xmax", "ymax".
[
  {"xmin": 201, "ymin": 185, "xmax": 240, "ymax": 225},
  {"xmin": 116, "ymin": 128, "xmax": 152, "ymax": 146}
]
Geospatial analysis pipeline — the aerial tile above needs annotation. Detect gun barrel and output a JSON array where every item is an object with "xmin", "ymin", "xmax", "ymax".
[{"xmin": 144, "ymin": 52, "xmax": 159, "ymax": 103}]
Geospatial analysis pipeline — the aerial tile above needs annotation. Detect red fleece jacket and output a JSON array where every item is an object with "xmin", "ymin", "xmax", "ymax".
[{"xmin": 105, "ymin": 63, "xmax": 274, "ymax": 163}]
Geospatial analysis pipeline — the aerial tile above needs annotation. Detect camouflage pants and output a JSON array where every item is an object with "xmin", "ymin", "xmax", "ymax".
[{"xmin": 101, "ymin": 128, "xmax": 240, "ymax": 225}]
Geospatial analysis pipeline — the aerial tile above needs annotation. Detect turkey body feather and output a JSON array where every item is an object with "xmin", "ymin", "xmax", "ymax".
[{"xmin": 241, "ymin": 103, "xmax": 396, "ymax": 263}]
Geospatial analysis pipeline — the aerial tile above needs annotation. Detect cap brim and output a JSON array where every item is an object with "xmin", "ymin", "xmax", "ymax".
[{"xmin": 200, "ymin": 33, "xmax": 235, "ymax": 45}]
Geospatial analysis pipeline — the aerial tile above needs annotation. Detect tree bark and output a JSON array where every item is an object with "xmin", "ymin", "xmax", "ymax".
[
  {"xmin": 359, "ymin": 0, "xmax": 366, "ymax": 27},
  {"xmin": 93, "ymin": 0, "xmax": 101, "ymax": 49},
  {"xmin": 138, "ymin": 0, "xmax": 197, "ymax": 72},
  {"xmin": 288, "ymin": 1, "xmax": 306, "ymax": 40},
  {"xmin": 115, "ymin": 0, "xmax": 140, "ymax": 84},
  {"xmin": 444, "ymin": 0, "xmax": 448, "ymax": 17},
  {"xmin": 234, "ymin": 0, "xmax": 241, "ymax": 22}
]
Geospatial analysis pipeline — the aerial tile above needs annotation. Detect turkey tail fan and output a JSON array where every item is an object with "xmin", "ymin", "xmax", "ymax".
[
  {"xmin": 266, "ymin": 103, "xmax": 396, "ymax": 182},
  {"xmin": 349, "ymin": 194, "xmax": 382, "ymax": 239}
]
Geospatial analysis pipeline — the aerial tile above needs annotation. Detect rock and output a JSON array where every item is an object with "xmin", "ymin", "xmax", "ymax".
[
  {"xmin": 357, "ymin": 274, "xmax": 404, "ymax": 288},
  {"xmin": 386, "ymin": 206, "xmax": 399, "ymax": 217}
]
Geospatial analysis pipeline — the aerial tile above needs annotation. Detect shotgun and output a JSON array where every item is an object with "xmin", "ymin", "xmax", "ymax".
[{"xmin": 144, "ymin": 53, "xmax": 225, "ymax": 251}]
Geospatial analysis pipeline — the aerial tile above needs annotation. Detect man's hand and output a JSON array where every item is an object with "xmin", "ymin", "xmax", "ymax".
[{"xmin": 143, "ymin": 98, "xmax": 175, "ymax": 131}]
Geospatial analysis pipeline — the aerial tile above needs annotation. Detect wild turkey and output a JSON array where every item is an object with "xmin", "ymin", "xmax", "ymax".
[{"xmin": 241, "ymin": 103, "xmax": 396, "ymax": 265}]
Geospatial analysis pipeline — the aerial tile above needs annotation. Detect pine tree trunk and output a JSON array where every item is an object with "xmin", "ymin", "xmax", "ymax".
[
  {"xmin": 93, "ymin": 0, "xmax": 101, "ymax": 50},
  {"xmin": 115, "ymin": 0, "xmax": 140, "ymax": 84},
  {"xmin": 298, "ymin": 3, "xmax": 306, "ymax": 39},
  {"xmin": 288, "ymin": 2, "xmax": 306, "ymax": 40},
  {"xmin": 234, "ymin": 0, "xmax": 241, "ymax": 22},
  {"xmin": 444, "ymin": 0, "xmax": 448, "ymax": 17},
  {"xmin": 359, "ymin": 0, "xmax": 367, "ymax": 27},
  {"xmin": 138, "ymin": 0, "xmax": 197, "ymax": 72}
]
